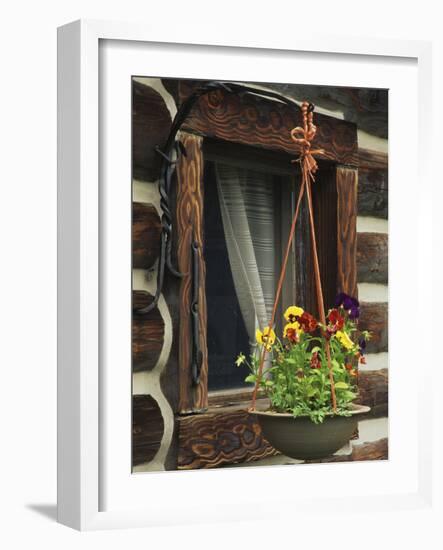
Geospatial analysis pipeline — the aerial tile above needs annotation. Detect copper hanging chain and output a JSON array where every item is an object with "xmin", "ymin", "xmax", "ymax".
[{"xmin": 250, "ymin": 101, "xmax": 337, "ymax": 412}]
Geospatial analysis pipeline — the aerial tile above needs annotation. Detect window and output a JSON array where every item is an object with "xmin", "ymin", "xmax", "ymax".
[
  {"xmin": 203, "ymin": 142, "xmax": 299, "ymax": 391},
  {"xmin": 172, "ymin": 82, "xmax": 358, "ymax": 423}
]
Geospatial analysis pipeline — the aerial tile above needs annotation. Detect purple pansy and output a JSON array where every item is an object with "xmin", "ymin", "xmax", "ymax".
[
  {"xmin": 334, "ymin": 292, "xmax": 360, "ymax": 319},
  {"xmin": 349, "ymin": 306, "xmax": 360, "ymax": 320}
]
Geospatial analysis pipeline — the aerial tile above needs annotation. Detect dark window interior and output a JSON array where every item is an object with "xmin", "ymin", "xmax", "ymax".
[
  {"xmin": 204, "ymin": 162, "xmax": 251, "ymax": 391},
  {"xmin": 203, "ymin": 142, "xmax": 298, "ymax": 391}
]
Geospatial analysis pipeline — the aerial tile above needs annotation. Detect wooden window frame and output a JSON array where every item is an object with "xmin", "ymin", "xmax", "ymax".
[{"xmin": 172, "ymin": 82, "xmax": 358, "ymax": 418}]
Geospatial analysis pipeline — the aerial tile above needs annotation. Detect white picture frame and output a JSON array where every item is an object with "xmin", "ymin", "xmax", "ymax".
[{"xmin": 58, "ymin": 19, "xmax": 434, "ymax": 531}]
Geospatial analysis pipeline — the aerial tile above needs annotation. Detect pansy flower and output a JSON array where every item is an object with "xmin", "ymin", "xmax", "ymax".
[
  {"xmin": 345, "ymin": 362, "xmax": 357, "ymax": 376},
  {"xmin": 256, "ymin": 326, "xmax": 276, "ymax": 351},
  {"xmin": 284, "ymin": 305, "xmax": 304, "ymax": 323},
  {"xmin": 310, "ymin": 351, "xmax": 321, "ymax": 369},
  {"xmin": 327, "ymin": 308, "xmax": 344, "ymax": 333},
  {"xmin": 283, "ymin": 321, "xmax": 303, "ymax": 343},
  {"xmin": 298, "ymin": 311, "xmax": 318, "ymax": 333},
  {"xmin": 335, "ymin": 330, "xmax": 355, "ymax": 351},
  {"xmin": 335, "ymin": 292, "xmax": 360, "ymax": 319}
]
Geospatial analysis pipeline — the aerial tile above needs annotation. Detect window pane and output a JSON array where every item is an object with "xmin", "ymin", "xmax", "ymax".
[
  {"xmin": 204, "ymin": 162, "xmax": 250, "ymax": 390},
  {"xmin": 204, "ymin": 161, "xmax": 294, "ymax": 391}
]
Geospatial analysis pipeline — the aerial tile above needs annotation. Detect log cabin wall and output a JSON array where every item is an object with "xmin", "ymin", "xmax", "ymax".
[
  {"xmin": 132, "ymin": 78, "xmax": 388, "ymax": 471},
  {"xmin": 132, "ymin": 78, "xmax": 178, "ymax": 471}
]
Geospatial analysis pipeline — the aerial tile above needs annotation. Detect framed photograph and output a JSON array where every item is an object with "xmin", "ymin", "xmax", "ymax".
[{"xmin": 57, "ymin": 19, "xmax": 433, "ymax": 530}]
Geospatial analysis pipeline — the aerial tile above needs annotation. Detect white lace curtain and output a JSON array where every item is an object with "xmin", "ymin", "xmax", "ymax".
[{"xmin": 215, "ymin": 163, "xmax": 276, "ymax": 354}]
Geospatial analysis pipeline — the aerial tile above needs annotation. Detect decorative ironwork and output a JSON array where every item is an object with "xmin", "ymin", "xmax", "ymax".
[{"xmin": 190, "ymin": 238, "xmax": 203, "ymax": 386}]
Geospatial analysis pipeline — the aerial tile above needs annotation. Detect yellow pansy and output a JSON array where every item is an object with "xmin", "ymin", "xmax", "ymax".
[
  {"xmin": 284, "ymin": 305, "xmax": 304, "ymax": 322},
  {"xmin": 335, "ymin": 330, "xmax": 354, "ymax": 351},
  {"xmin": 256, "ymin": 326, "xmax": 276, "ymax": 351},
  {"xmin": 283, "ymin": 321, "xmax": 303, "ymax": 338}
]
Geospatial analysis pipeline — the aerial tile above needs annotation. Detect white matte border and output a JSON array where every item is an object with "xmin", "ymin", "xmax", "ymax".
[{"xmin": 58, "ymin": 19, "xmax": 433, "ymax": 531}]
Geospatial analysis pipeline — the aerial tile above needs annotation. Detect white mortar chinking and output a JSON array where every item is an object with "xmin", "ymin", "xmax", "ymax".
[
  {"xmin": 354, "ymin": 417, "xmax": 388, "ymax": 445},
  {"xmin": 133, "ymin": 179, "xmax": 162, "ymax": 209},
  {"xmin": 357, "ymin": 216, "xmax": 388, "ymax": 234},
  {"xmin": 358, "ymin": 352, "xmax": 388, "ymax": 372},
  {"xmin": 358, "ymin": 282, "xmax": 389, "ymax": 303}
]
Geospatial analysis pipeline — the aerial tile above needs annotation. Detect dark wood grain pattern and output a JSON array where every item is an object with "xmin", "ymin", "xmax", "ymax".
[
  {"xmin": 312, "ymin": 166, "xmax": 338, "ymax": 313},
  {"xmin": 177, "ymin": 402, "xmax": 278, "ymax": 469},
  {"xmin": 267, "ymin": 84, "xmax": 388, "ymax": 139},
  {"xmin": 336, "ymin": 167, "xmax": 358, "ymax": 298},
  {"xmin": 164, "ymin": 79, "xmax": 388, "ymax": 138},
  {"xmin": 132, "ymin": 394, "xmax": 164, "ymax": 467},
  {"xmin": 351, "ymin": 438, "xmax": 388, "ymax": 461},
  {"xmin": 358, "ymin": 168, "xmax": 388, "ymax": 219},
  {"xmin": 179, "ymin": 82, "xmax": 359, "ymax": 166},
  {"xmin": 359, "ymin": 148, "xmax": 388, "ymax": 171},
  {"xmin": 132, "ymin": 80, "xmax": 172, "ymax": 182},
  {"xmin": 306, "ymin": 437, "xmax": 388, "ymax": 463},
  {"xmin": 132, "ymin": 202, "xmax": 161, "ymax": 269},
  {"xmin": 358, "ymin": 148, "xmax": 388, "ymax": 219},
  {"xmin": 176, "ymin": 132, "xmax": 208, "ymax": 412},
  {"xmin": 357, "ymin": 232, "xmax": 388, "ymax": 284},
  {"xmin": 357, "ymin": 369, "xmax": 388, "ymax": 418},
  {"xmin": 359, "ymin": 302, "xmax": 388, "ymax": 353},
  {"xmin": 132, "ymin": 291, "xmax": 165, "ymax": 372}
]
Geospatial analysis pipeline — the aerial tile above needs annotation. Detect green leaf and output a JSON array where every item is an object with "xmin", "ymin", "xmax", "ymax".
[
  {"xmin": 334, "ymin": 381, "xmax": 349, "ymax": 389},
  {"xmin": 245, "ymin": 374, "xmax": 256, "ymax": 383},
  {"xmin": 341, "ymin": 390, "xmax": 357, "ymax": 401}
]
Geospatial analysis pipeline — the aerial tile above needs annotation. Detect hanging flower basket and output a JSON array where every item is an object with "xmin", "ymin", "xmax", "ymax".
[
  {"xmin": 239, "ymin": 297, "xmax": 372, "ymax": 459},
  {"xmin": 236, "ymin": 102, "xmax": 372, "ymax": 460}
]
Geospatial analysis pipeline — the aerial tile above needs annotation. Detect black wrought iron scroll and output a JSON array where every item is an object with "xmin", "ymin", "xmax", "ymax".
[
  {"xmin": 136, "ymin": 80, "xmax": 304, "ymax": 314},
  {"xmin": 190, "ymin": 238, "xmax": 203, "ymax": 385}
]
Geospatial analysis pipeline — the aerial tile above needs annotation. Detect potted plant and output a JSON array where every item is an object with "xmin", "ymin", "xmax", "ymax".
[{"xmin": 237, "ymin": 293, "xmax": 371, "ymax": 460}]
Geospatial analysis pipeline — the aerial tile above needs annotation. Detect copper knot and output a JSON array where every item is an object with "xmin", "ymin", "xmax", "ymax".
[{"xmin": 290, "ymin": 101, "xmax": 324, "ymax": 176}]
